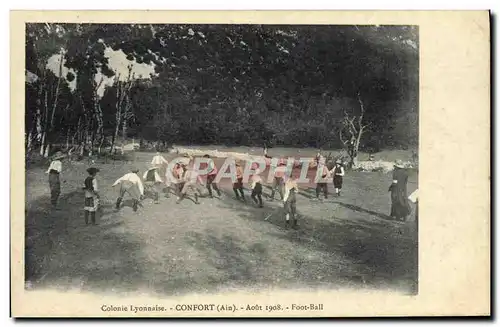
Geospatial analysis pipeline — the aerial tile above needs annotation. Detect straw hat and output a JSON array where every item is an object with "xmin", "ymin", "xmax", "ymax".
[
  {"xmin": 51, "ymin": 151, "xmax": 65, "ymax": 160},
  {"xmin": 394, "ymin": 160, "xmax": 405, "ymax": 168},
  {"xmin": 335, "ymin": 159, "xmax": 342, "ymax": 164}
]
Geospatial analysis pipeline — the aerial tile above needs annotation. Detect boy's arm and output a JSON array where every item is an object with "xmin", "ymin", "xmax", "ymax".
[
  {"xmin": 137, "ymin": 178, "xmax": 144, "ymax": 195},
  {"xmin": 112, "ymin": 176, "xmax": 123, "ymax": 187},
  {"xmin": 93, "ymin": 179, "xmax": 100, "ymax": 198}
]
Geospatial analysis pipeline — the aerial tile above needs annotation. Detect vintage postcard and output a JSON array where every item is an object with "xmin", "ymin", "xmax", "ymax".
[{"xmin": 11, "ymin": 10, "xmax": 490, "ymax": 317}]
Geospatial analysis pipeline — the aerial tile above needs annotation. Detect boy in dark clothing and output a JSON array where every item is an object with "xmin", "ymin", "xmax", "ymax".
[{"xmin": 83, "ymin": 167, "xmax": 100, "ymax": 225}]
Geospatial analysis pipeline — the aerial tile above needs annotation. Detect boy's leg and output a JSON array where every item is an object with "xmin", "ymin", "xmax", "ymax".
[
  {"xmin": 251, "ymin": 189, "xmax": 258, "ymax": 204},
  {"xmin": 212, "ymin": 182, "xmax": 222, "ymax": 196},
  {"xmin": 316, "ymin": 183, "xmax": 321, "ymax": 198},
  {"xmin": 323, "ymin": 183, "xmax": 328, "ymax": 199},
  {"xmin": 237, "ymin": 178, "xmax": 245, "ymax": 201},
  {"xmin": 116, "ymin": 184, "xmax": 126, "ymax": 209},
  {"xmin": 91, "ymin": 211, "xmax": 96, "ymax": 224},
  {"xmin": 84, "ymin": 210, "xmax": 89, "ymax": 225},
  {"xmin": 277, "ymin": 179, "xmax": 284, "ymax": 200},
  {"xmin": 233, "ymin": 186, "xmax": 240, "ymax": 199},
  {"xmin": 284, "ymin": 201, "xmax": 290, "ymax": 225},
  {"xmin": 206, "ymin": 182, "xmax": 213, "ymax": 197},
  {"xmin": 257, "ymin": 192, "xmax": 263, "ymax": 207},
  {"xmin": 269, "ymin": 178, "xmax": 278, "ymax": 200}
]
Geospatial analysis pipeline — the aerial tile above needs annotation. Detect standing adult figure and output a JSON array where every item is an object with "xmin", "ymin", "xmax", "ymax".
[{"xmin": 389, "ymin": 160, "xmax": 412, "ymax": 221}]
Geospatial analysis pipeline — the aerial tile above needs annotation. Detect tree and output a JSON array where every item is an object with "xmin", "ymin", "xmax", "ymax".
[{"xmin": 339, "ymin": 93, "xmax": 371, "ymax": 167}]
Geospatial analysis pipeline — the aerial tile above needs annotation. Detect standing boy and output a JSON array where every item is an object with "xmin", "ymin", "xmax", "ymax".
[
  {"xmin": 143, "ymin": 166, "xmax": 163, "ymax": 204},
  {"xmin": 233, "ymin": 160, "xmax": 245, "ymax": 202},
  {"xmin": 330, "ymin": 159, "xmax": 345, "ymax": 196},
  {"xmin": 83, "ymin": 167, "xmax": 100, "ymax": 225},
  {"xmin": 151, "ymin": 152, "xmax": 169, "ymax": 177},
  {"xmin": 203, "ymin": 154, "xmax": 222, "ymax": 198},
  {"xmin": 250, "ymin": 169, "xmax": 264, "ymax": 208},
  {"xmin": 46, "ymin": 151, "xmax": 65, "ymax": 207},
  {"xmin": 269, "ymin": 161, "xmax": 286, "ymax": 201},
  {"xmin": 283, "ymin": 175, "xmax": 299, "ymax": 228},
  {"xmin": 315, "ymin": 163, "xmax": 330, "ymax": 200}
]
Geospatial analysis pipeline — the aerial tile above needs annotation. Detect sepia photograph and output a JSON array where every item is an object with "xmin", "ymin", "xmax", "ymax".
[
  {"xmin": 11, "ymin": 10, "xmax": 489, "ymax": 318},
  {"xmin": 24, "ymin": 22, "xmax": 419, "ymax": 296}
]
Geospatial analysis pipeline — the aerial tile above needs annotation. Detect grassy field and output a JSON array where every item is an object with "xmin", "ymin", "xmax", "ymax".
[{"xmin": 24, "ymin": 150, "xmax": 418, "ymax": 297}]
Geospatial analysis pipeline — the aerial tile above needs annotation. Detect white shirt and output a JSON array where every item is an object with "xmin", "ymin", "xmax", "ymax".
[
  {"xmin": 112, "ymin": 172, "xmax": 144, "ymax": 195},
  {"xmin": 46, "ymin": 160, "xmax": 62, "ymax": 173},
  {"xmin": 408, "ymin": 189, "xmax": 419, "ymax": 203},
  {"xmin": 151, "ymin": 155, "xmax": 168, "ymax": 166},
  {"xmin": 143, "ymin": 169, "xmax": 163, "ymax": 183},
  {"xmin": 283, "ymin": 180, "xmax": 298, "ymax": 202},
  {"xmin": 250, "ymin": 175, "xmax": 262, "ymax": 189}
]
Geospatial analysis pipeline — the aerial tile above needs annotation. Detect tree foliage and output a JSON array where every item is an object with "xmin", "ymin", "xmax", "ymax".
[{"xmin": 25, "ymin": 23, "xmax": 418, "ymax": 156}]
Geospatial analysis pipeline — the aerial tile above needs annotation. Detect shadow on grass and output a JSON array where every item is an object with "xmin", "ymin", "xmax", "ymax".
[
  {"xmin": 24, "ymin": 176, "xmax": 417, "ymax": 297},
  {"xmin": 335, "ymin": 202, "xmax": 394, "ymax": 221},
  {"xmin": 213, "ymin": 194, "xmax": 418, "ymax": 294},
  {"xmin": 24, "ymin": 188, "xmax": 150, "ymax": 295}
]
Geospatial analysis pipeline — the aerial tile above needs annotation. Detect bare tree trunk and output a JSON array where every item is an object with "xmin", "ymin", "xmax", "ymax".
[
  {"xmin": 110, "ymin": 75, "xmax": 122, "ymax": 154},
  {"xmin": 26, "ymin": 131, "xmax": 33, "ymax": 154},
  {"xmin": 35, "ymin": 70, "xmax": 45, "ymax": 152},
  {"xmin": 40, "ymin": 89, "xmax": 49, "ymax": 157},
  {"xmin": 339, "ymin": 93, "xmax": 370, "ymax": 169},
  {"xmin": 92, "ymin": 77, "xmax": 104, "ymax": 154},
  {"xmin": 65, "ymin": 128, "xmax": 70, "ymax": 150}
]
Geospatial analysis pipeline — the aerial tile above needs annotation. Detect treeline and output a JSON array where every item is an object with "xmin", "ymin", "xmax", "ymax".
[{"xmin": 25, "ymin": 23, "xmax": 418, "ymax": 158}]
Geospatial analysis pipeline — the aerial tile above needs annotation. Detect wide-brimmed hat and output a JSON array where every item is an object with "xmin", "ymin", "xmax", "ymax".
[
  {"xmin": 86, "ymin": 167, "xmax": 100, "ymax": 175},
  {"xmin": 51, "ymin": 151, "xmax": 65, "ymax": 160},
  {"xmin": 394, "ymin": 160, "xmax": 405, "ymax": 168},
  {"xmin": 335, "ymin": 159, "xmax": 342, "ymax": 164}
]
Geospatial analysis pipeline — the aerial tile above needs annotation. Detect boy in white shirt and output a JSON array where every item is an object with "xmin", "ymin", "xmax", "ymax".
[
  {"xmin": 283, "ymin": 175, "xmax": 299, "ymax": 228},
  {"xmin": 46, "ymin": 151, "xmax": 64, "ymax": 207},
  {"xmin": 176, "ymin": 163, "xmax": 204, "ymax": 205},
  {"xmin": 151, "ymin": 152, "xmax": 169, "ymax": 177},
  {"xmin": 250, "ymin": 169, "xmax": 264, "ymax": 208},
  {"xmin": 112, "ymin": 168, "xmax": 144, "ymax": 212}
]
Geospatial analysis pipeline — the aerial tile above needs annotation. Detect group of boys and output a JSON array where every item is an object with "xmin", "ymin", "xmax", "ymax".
[{"xmin": 48, "ymin": 149, "xmax": 344, "ymax": 228}]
